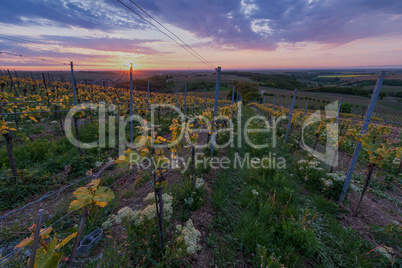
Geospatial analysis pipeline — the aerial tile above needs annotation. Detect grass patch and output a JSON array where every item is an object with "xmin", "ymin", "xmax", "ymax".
[{"xmin": 208, "ymin": 106, "xmax": 390, "ymax": 267}]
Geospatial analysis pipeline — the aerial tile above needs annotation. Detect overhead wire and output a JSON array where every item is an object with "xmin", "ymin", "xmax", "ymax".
[
  {"xmin": 0, "ymin": 34, "xmax": 151, "ymax": 71},
  {"xmin": 0, "ymin": 34, "xmax": 91, "ymax": 60},
  {"xmin": 116, "ymin": 0, "xmax": 217, "ymax": 70},
  {"xmin": 1, "ymin": 5, "xmax": 217, "ymax": 71},
  {"xmin": 0, "ymin": 34, "xmax": 59, "ymax": 51},
  {"xmin": 128, "ymin": 0, "xmax": 216, "ymax": 70},
  {"xmin": 0, "ymin": 51, "xmax": 68, "ymax": 65},
  {"xmin": 0, "ymin": 103, "xmax": 234, "ymax": 265},
  {"xmin": 0, "ymin": 35, "xmax": 105, "ymax": 70}
]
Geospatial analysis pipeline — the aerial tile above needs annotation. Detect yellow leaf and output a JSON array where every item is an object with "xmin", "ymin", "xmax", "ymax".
[
  {"xmin": 157, "ymin": 136, "xmax": 167, "ymax": 142},
  {"xmin": 14, "ymin": 227, "xmax": 53, "ymax": 249},
  {"xmin": 95, "ymin": 201, "xmax": 108, "ymax": 207},
  {"xmin": 15, "ymin": 236, "xmax": 34, "ymax": 249},
  {"xmin": 89, "ymin": 179, "xmax": 101, "ymax": 188},
  {"xmin": 55, "ymin": 232, "xmax": 77, "ymax": 250},
  {"xmin": 69, "ymin": 187, "xmax": 92, "ymax": 211}
]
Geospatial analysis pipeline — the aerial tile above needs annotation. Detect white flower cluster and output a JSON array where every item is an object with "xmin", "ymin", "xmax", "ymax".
[
  {"xmin": 101, "ymin": 216, "xmax": 114, "ymax": 229},
  {"xmin": 349, "ymin": 184, "xmax": 360, "ymax": 193},
  {"xmin": 297, "ymin": 159, "xmax": 323, "ymax": 171},
  {"xmin": 116, "ymin": 207, "xmax": 140, "ymax": 225},
  {"xmin": 184, "ymin": 196, "xmax": 194, "ymax": 207},
  {"xmin": 376, "ymin": 246, "xmax": 394, "ymax": 261},
  {"xmin": 94, "ymin": 161, "xmax": 103, "ymax": 167},
  {"xmin": 320, "ymin": 178, "xmax": 333, "ymax": 187},
  {"xmin": 326, "ymin": 173, "xmax": 346, "ymax": 182},
  {"xmin": 101, "ymin": 192, "xmax": 174, "ymax": 229},
  {"xmin": 142, "ymin": 192, "xmax": 174, "ymax": 222},
  {"xmin": 252, "ymin": 189, "xmax": 259, "ymax": 196},
  {"xmin": 320, "ymin": 173, "xmax": 345, "ymax": 188},
  {"xmin": 144, "ymin": 192, "xmax": 173, "ymax": 205},
  {"xmin": 392, "ymin": 157, "xmax": 401, "ymax": 165},
  {"xmin": 102, "ymin": 206, "xmax": 140, "ymax": 229},
  {"xmin": 175, "ymin": 219, "xmax": 202, "ymax": 256},
  {"xmin": 195, "ymin": 178, "xmax": 204, "ymax": 189}
]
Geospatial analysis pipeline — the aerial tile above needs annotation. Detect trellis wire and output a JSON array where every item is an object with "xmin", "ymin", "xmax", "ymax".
[{"xmin": 0, "ymin": 97, "xmax": 234, "ymax": 265}]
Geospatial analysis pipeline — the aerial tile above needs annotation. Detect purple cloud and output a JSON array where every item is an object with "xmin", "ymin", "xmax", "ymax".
[
  {"xmin": 145, "ymin": 0, "xmax": 402, "ymax": 49},
  {"xmin": 1, "ymin": 0, "xmax": 402, "ymax": 52}
]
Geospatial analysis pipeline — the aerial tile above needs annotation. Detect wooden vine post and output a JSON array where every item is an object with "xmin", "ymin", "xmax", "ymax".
[
  {"xmin": 7, "ymin": 69, "xmax": 18, "ymax": 97},
  {"xmin": 128, "ymin": 124, "xmax": 169, "ymax": 252},
  {"xmin": 191, "ymin": 145, "xmax": 195, "ymax": 187},
  {"xmin": 183, "ymin": 82, "xmax": 187, "ymax": 118},
  {"xmin": 354, "ymin": 163, "xmax": 375, "ymax": 216},
  {"xmin": 153, "ymin": 159, "xmax": 165, "ymax": 251},
  {"xmin": 28, "ymin": 209, "xmax": 44, "ymax": 268},
  {"xmin": 158, "ymin": 106, "xmax": 161, "ymax": 125},
  {"xmin": 350, "ymin": 125, "xmax": 400, "ymax": 216},
  {"xmin": 211, "ymin": 67, "xmax": 221, "ymax": 155},
  {"xmin": 67, "ymin": 178, "xmax": 115, "ymax": 267},
  {"xmin": 13, "ymin": 108, "xmax": 18, "ymax": 130},
  {"xmin": 203, "ymin": 88, "xmax": 206, "ymax": 110},
  {"xmin": 55, "ymin": 105, "xmax": 63, "ymax": 129},
  {"xmin": 67, "ymin": 207, "xmax": 88, "ymax": 268},
  {"xmin": 297, "ymin": 100, "xmax": 309, "ymax": 150},
  {"xmin": 285, "ymin": 89, "xmax": 297, "ymax": 143},
  {"xmin": 147, "ymin": 80, "xmax": 150, "ymax": 116},
  {"xmin": 270, "ymin": 95, "xmax": 276, "ymax": 126},
  {"xmin": 29, "ymin": 72, "xmax": 37, "ymax": 94},
  {"xmin": 14, "ymin": 70, "xmax": 21, "ymax": 93},
  {"xmin": 194, "ymin": 91, "xmax": 197, "ymax": 109},
  {"xmin": 1, "ymin": 119, "xmax": 18, "ymax": 177},
  {"xmin": 70, "ymin": 62, "xmax": 82, "ymax": 156},
  {"xmin": 152, "ymin": 131, "xmax": 170, "ymax": 252},
  {"xmin": 129, "ymin": 63, "xmax": 134, "ymax": 144},
  {"xmin": 42, "ymin": 73, "xmax": 51, "ymax": 105},
  {"xmin": 149, "ymin": 139, "xmax": 168, "ymax": 252}
]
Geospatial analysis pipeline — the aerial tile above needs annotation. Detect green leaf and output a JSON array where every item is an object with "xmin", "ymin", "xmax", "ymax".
[
  {"xmin": 44, "ymin": 253, "xmax": 63, "ymax": 268},
  {"xmin": 69, "ymin": 187, "xmax": 92, "ymax": 211},
  {"xmin": 73, "ymin": 186, "xmax": 92, "ymax": 200},
  {"xmin": 69, "ymin": 199, "xmax": 91, "ymax": 212},
  {"xmin": 65, "ymin": 226, "xmax": 78, "ymax": 233},
  {"xmin": 34, "ymin": 238, "xmax": 59, "ymax": 268},
  {"xmin": 93, "ymin": 186, "xmax": 115, "ymax": 207}
]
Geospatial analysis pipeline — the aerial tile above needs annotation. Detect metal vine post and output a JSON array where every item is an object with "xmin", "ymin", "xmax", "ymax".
[{"xmin": 339, "ymin": 71, "xmax": 385, "ymax": 203}]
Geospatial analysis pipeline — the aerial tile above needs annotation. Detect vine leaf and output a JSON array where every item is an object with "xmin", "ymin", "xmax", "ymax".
[
  {"xmin": 15, "ymin": 227, "xmax": 53, "ymax": 249},
  {"xmin": 93, "ymin": 187, "xmax": 115, "ymax": 208},
  {"xmin": 56, "ymin": 232, "xmax": 77, "ymax": 250},
  {"xmin": 69, "ymin": 187, "xmax": 92, "ymax": 211},
  {"xmin": 33, "ymin": 238, "xmax": 62, "ymax": 268}
]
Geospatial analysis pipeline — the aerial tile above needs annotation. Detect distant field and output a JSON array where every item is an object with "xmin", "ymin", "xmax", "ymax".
[
  {"xmin": 318, "ymin": 75, "xmax": 376, "ymax": 78},
  {"xmin": 259, "ymin": 86, "xmax": 402, "ymax": 122},
  {"xmin": 364, "ymin": 85, "xmax": 402, "ymax": 93}
]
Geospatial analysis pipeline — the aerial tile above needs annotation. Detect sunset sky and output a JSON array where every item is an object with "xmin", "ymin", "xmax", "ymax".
[{"xmin": 1, "ymin": 0, "xmax": 402, "ymax": 71}]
